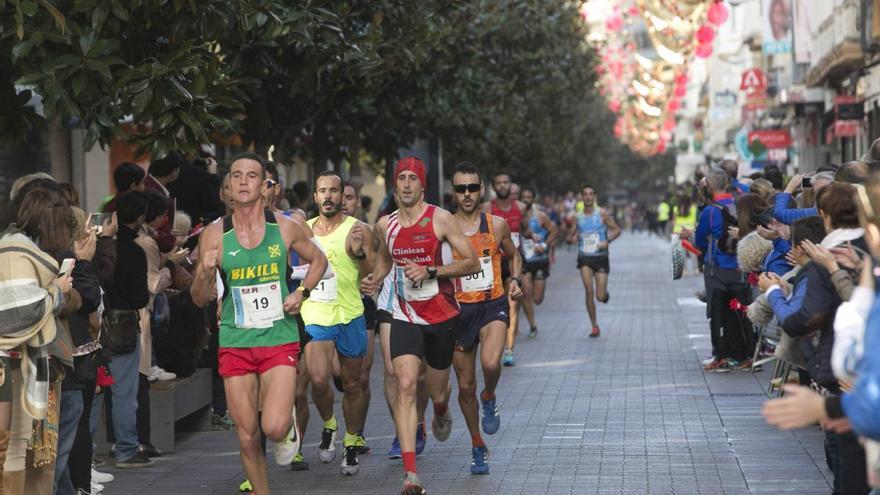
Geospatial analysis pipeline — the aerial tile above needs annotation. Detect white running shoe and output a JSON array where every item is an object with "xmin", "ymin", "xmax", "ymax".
[
  {"xmin": 273, "ymin": 406, "xmax": 300, "ymax": 466},
  {"xmin": 432, "ymin": 409, "xmax": 453, "ymax": 442},
  {"xmin": 148, "ymin": 365, "xmax": 176, "ymax": 382},
  {"xmin": 91, "ymin": 467, "xmax": 115, "ymax": 483},
  {"xmin": 91, "ymin": 481, "xmax": 105, "ymax": 494}
]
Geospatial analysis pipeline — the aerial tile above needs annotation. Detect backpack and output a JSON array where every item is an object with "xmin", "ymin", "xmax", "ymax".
[{"xmin": 711, "ymin": 202, "xmax": 738, "ymax": 254}]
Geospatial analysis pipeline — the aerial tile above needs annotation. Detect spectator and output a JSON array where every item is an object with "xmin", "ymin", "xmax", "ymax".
[
  {"xmin": 0, "ymin": 187, "xmax": 76, "ymax": 494},
  {"xmin": 773, "ymin": 172, "xmax": 834, "ymax": 225},
  {"xmin": 146, "ymin": 153, "xmax": 183, "ymax": 253},
  {"xmin": 693, "ymin": 168, "xmax": 755, "ymax": 371},
  {"xmin": 763, "ymin": 165, "xmax": 784, "ymax": 191},
  {"xmin": 836, "ymin": 160, "xmax": 870, "ymax": 185},
  {"xmin": 719, "ymin": 159, "xmax": 749, "ymax": 195},
  {"xmin": 748, "ymin": 178, "xmax": 774, "ymax": 200},
  {"xmin": 102, "ymin": 162, "xmax": 147, "ymax": 214},
  {"xmin": 105, "ymin": 191, "xmax": 153, "ymax": 469},
  {"xmin": 166, "ymin": 153, "xmax": 224, "ymax": 226}
]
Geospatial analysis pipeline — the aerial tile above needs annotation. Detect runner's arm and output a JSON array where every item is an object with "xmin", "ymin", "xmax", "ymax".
[
  {"xmin": 434, "ymin": 209, "xmax": 480, "ymax": 278},
  {"xmin": 603, "ymin": 209, "xmax": 622, "ymax": 243},
  {"xmin": 494, "ymin": 217, "xmax": 523, "ymax": 285},
  {"xmin": 190, "ymin": 223, "xmax": 220, "ymax": 308},
  {"xmin": 361, "ymin": 217, "xmax": 392, "ymax": 295},
  {"xmin": 346, "ymin": 221, "xmax": 374, "ymax": 278},
  {"xmin": 285, "ymin": 219, "xmax": 328, "ymax": 291},
  {"xmin": 541, "ymin": 212, "xmax": 559, "ymax": 246}
]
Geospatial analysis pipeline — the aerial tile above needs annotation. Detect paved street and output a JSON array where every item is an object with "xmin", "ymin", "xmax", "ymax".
[{"xmin": 104, "ymin": 233, "xmax": 833, "ymax": 495}]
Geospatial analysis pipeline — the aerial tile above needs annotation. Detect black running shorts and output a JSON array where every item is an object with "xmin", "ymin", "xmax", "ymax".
[
  {"xmin": 454, "ymin": 296, "xmax": 509, "ymax": 352},
  {"xmin": 362, "ymin": 296, "xmax": 378, "ymax": 333},
  {"xmin": 376, "ymin": 308, "xmax": 393, "ymax": 326},
  {"xmin": 524, "ymin": 260, "xmax": 551, "ymax": 280},
  {"xmin": 390, "ymin": 317, "xmax": 458, "ymax": 370},
  {"xmin": 577, "ymin": 255, "xmax": 610, "ymax": 274}
]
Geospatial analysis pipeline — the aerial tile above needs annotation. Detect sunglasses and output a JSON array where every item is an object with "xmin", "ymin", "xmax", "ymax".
[{"xmin": 453, "ymin": 183, "xmax": 481, "ymax": 193}]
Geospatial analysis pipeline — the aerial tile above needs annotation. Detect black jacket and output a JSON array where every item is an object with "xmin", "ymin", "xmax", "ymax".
[
  {"xmin": 166, "ymin": 162, "xmax": 224, "ymax": 225},
  {"xmin": 108, "ymin": 225, "xmax": 149, "ymax": 311},
  {"xmin": 61, "ymin": 255, "xmax": 103, "ymax": 390}
]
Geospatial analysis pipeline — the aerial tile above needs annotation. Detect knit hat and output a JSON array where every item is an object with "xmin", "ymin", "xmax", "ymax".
[{"xmin": 394, "ymin": 157, "xmax": 427, "ymax": 189}]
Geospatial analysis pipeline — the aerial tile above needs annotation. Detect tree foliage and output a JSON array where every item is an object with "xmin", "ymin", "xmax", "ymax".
[{"xmin": 1, "ymin": 0, "xmax": 670, "ymax": 191}]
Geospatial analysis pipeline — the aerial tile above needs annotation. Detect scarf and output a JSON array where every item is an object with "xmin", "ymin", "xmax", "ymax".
[{"xmin": 820, "ymin": 228, "xmax": 864, "ymax": 249}]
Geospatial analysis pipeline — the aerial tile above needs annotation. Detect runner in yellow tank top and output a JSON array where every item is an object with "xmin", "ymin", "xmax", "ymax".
[
  {"xmin": 301, "ymin": 171, "xmax": 374, "ymax": 475},
  {"xmin": 190, "ymin": 153, "xmax": 328, "ymax": 495}
]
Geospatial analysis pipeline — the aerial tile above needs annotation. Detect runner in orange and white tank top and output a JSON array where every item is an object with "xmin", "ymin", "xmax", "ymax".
[
  {"xmin": 450, "ymin": 162, "xmax": 522, "ymax": 476},
  {"xmin": 484, "ymin": 172, "xmax": 528, "ymax": 367},
  {"xmin": 361, "ymin": 157, "xmax": 480, "ymax": 495}
]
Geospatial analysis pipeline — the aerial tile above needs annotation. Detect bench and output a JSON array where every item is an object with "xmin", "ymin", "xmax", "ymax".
[{"xmin": 95, "ymin": 367, "xmax": 213, "ymax": 454}]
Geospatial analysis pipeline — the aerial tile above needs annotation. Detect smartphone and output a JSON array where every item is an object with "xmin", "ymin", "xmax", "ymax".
[
  {"xmin": 58, "ymin": 258, "xmax": 76, "ymax": 277},
  {"xmin": 801, "ymin": 176, "xmax": 813, "ymax": 189},
  {"xmin": 90, "ymin": 212, "xmax": 108, "ymax": 227}
]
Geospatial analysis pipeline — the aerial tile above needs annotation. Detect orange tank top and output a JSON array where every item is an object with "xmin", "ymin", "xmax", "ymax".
[{"xmin": 455, "ymin": 213, "xmax": 504, "ymax": 303}]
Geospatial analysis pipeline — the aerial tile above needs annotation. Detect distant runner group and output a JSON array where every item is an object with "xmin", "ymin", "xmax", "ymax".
[{"xmin": 191, "ymin": 154, "xmax": 618, "ymax": 495}]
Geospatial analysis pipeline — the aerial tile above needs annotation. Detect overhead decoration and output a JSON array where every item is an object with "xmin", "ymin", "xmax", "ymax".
[{"xmin": 580, "ymin": 0, "xmax": 729, "ymax": 156}]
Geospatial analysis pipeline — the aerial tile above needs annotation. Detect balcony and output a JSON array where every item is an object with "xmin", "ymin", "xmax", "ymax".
[{"xmin": 805, "ymin": 0, "xmax": 863, "ymax": 86}]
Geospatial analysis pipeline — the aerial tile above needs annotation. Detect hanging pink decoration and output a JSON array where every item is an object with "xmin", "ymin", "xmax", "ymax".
[
  {"xmin": 695, "ymin": 42, "xmax": 713, "ymax": 58},
  {"xmin": 614, "ymin": 120, "xmax": 623, "ymax": 138},
  {"xmin": 663, "ymin": 118, "xmax": 676, "ymax": 131},
  {"xmin": 660, "ymin": 130, "xmax": 672, "ymax": 142},
  {"xmin": 675, "ymin": 73, "xmax": 688, "ymax": 87},
  {"xmin": 605, "ymin": 15, "xmax": 623, "ymax": 32},
  {"xmin": 674, "ymin": 84, "xmax": 687, "ymax": 98},
  {"xmin": 707, "ymin": 1, "xmax": 729, "ymax": 25},
  {"xmin": 608, "ymin": 100, "xmax": 621, "ymax": 113},
  {"xmin": 696, "ymin": 25, "xmax": 715, "ymax": 44},
  {"xmin": 628, "ymin": 6, "xmax": 640, "ymax": 16},
  {"xmin": 656, "ymin": 141, "xmax": 667, "ymax": 154},
  {"xmin": 667, "ymin": 99, "xmax": 681, "ymax": 112}
]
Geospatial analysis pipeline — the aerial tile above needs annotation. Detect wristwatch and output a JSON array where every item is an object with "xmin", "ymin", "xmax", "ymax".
[
  {"xmin": 298, "ymin": 286, "xmax": 311, "ymax": 299},
  {"xmin": 509, "ymin": 276, "xmax": 522, "ymax": 287},
  {"xmin": 426, "ymin": 266, "xmax": 438, "ymax": 279}
]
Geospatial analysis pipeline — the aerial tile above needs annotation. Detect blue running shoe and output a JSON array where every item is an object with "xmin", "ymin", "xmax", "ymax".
[
  {"xmin": 415, "ymin": 422, "xmax": 426, "ymax": 455},
  {"xmin": 502, "ymin": 349, "xmax": 515, "ymax": 367},
  {"xmin": 387, "ymin": 436, "xmax": 402, "ymax": 459},
  {"xmin": 480, "ymin": 396, "xmax": 500, "ymax": 434},
  {"xmin": 470, "ymin": 446, "xmax": 489, "ymax": 475}
]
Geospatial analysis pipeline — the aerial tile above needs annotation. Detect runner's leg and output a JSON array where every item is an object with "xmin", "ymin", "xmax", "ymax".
[
  {"xmin": 380, "ymin": 322, "xmax": 396, "ymax": 417},
  {"xmin": 521, "ymin": 274, "xmax": 537, "ymax": 329},
  {"xmin": 452, "ymin": 348, "xmax": 480, "ymax": 441},
  {"xmin": 505, "ymin": 298, "xmax": 519, "ymax": 350},
  {"xmin": 356, "ymin": 329, "xmax": 375, "ymax": 431},
  {"xmin": 479, "ymin": 320, "xmax": 507, "ymax": 397},
  {"xmin": 294, "ymin": 355, "xmax": 310, "ymax": 454},
  {"xmin": 595, "ymin": 272, "xmax": 609, "ymax": 303},
  {"xmin": 305, "ymin": 341, "xmax": 336, "ymax": 422},
  {"xmin": 258, "ymin": 365, "xmax": 298, "ymax": 442},
  {"xmin": 580, "ymin": 266, "xmax": 598, "ymax": 326},
  {"xmin": 224, "ymin": 374, "xmax": 268, "ymax": 495},
  {"xmin": 532, "ymin": 275, "xmax": 547, "ymax": 305},
  {"xmin": 339, "ymin": 353, "xmax": 366, "ymax": 436},
  {"xmin": 392, "ymin": 355, "xmax": 422, "ymax": 457}
]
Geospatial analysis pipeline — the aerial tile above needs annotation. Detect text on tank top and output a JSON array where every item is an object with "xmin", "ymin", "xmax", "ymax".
[
  {"xmin": 218, "ymin": 211, "xmax": 299, "ymax": 348},
  {"xmin": 455, "ymin": 213, "xmax": 504, "ymax": 303},
  {"xmin": 386, "ymin": 205, "xmax": 459, "ymax": 324}
]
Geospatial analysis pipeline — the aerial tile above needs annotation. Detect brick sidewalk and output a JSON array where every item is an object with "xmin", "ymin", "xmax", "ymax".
[{"xmin": 103, "ymin": 233, "xmax": 831, "ymax": 494}]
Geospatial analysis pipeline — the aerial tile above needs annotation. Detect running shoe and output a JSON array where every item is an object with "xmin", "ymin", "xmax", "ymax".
[
  {"xmin": 290, "ymin": 452, "xmax": 309, "ymax": 471},
  {"xmin": 432, "ymin": 409, "xmax": 453, "ymax": 442},
  {"xmin": 212, "ymin": 411, "xmax": 235, "ymax": 430},
  {"xmin": 388, "ymin": 436, "xmax": 402, "ymax": 459},
  {"xmin": 318, "ymin": 424, "xmax": 338, "ymax": 463},
  {"xmin": 703, "ymin": 358, "xmax": 731, "ymax": 373},
  {"xmin": 340, "ymin": 445, "xmax": 359, "ymax": 475},
  {"xmin": 352, "ymin": 433, "xmax": 371, "ymax": 454},
  {"xmin": 273, "ymin": 408, "xmax": 300, "ymax": 466},
  {"xmin": 400, "ymin": 472, "xmax": 427, "ymax": 495},
  {"xmin": 90, "ymin": 481, "xmax": 104, "ymax": 494},
  {"xmin": 700, "ymin": 355, "xmax": 716, "ymax": 367},
  {"xmin": 502, "ymin": 349, "xmax": 515, "ymax": 367},
  {"xmin": 470, "ymin": 446, "xmax": 490, "ymax": 475},
  {"xmin": 589, "ymin": 326, "xmax": 600, "ymax": 338},
  {"xmin": 528, "ymin": 327, "xmax": 538, "ymax": 339},
  {"xmin": 480, "ymin": 395, "xmax": 500, "ymax": 434},
  {"xmin": 239, "ymin": 479, "xmax": 252, "ymax": 492},
  {"xmin": 415, "ymin": 423, "xmax": 426, "ymax": 455},
  {"xmin": 91, "ymin": 466, "xmax": 114, "ymax": 483}
]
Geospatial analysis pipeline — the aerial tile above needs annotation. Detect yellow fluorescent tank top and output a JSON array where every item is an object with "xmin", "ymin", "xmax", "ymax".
[{"xmin": 301, "ymin": 215, "xmax": 364, "ymax": 326}]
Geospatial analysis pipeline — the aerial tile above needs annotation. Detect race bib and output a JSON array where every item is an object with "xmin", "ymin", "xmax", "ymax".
[
  {"xmin": 232, "ymin": 282, "xmax": 284, "ymax": 328},
  {"xmin": 460, "ymin": 257, "xmax": 494, "ymax": 293},
  {"xmin": 581, "ymin": 233, "xmax": 601, "ymax": 255},
  {"xmin": 522, "ymin": 239, "xmax": 536, "ymax": 260},
  {"xmin": 396, "ymin": 266, "xmax": 439, "ymax": 301},
  {"xmin": 310, "ymin": 275, "xmax": 337, "ymax": 302},
  {"xmin": 511, "ymin": 232, "xmax": 521, "ymax": 248}
]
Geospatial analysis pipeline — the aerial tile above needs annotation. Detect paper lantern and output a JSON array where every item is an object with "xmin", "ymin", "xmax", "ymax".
[
  {"xmin": 696, "ymin": 25, "xmax": 715, "ymax": 44},
  {"xmin": 605, "ymin": 15, "xmax": 623, "ymax": 32},
  {"xmin": 667, "ymin": 99, "xmax": 681, "ymax": 112},
  {"xmin": 675, "ymin": 73, "xmax": 688, "ymax": 87},
  {"xmin": 707, "ymin": 1, "xmax": 729, "ymax": 25},
  {"xmin": 695, "ymin": 42, "xmax": 713, "ymax": 58}
]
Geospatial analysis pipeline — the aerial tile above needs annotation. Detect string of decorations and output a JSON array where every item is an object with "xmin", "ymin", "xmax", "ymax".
[{"xmin": 580, "ymin": 0, "xmax": 729, "ymax": 156}]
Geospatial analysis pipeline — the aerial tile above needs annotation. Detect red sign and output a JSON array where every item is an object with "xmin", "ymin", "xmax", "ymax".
[
  {"xmin": 748, "ymin": 129, "xmax": 791, "ymax": 149},
  {"xmin": 740, "ymin": 69, "xmax": 768, "ymax": 95},
  {"xmin": 834, "ymin": 95, "xmax": 860, "ymax": 105},
  {"xmin": 833, "ymin": 120, "xmax": 860, "ymax": 138}
]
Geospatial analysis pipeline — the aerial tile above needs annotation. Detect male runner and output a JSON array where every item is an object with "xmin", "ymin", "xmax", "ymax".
[
  {"xmin": 486, "ymin": 173, "xmax": 527, "ymax": 366},
  {"xmin": 340, "ymin": 183, "xmax": 379, "ymax": 455},
  {"xmin": 301, "ymin": 171, "xmax": 373, "ymax": 475},
  {"xmin": 450, "ymin": 162, "xmax": 523, "ymax": 475},
  {"xmin": 518, "ymin": 187, "xmax": 558, "ymax": 338},
  {"xmin": 361, "ymin": 157, "xmax": 480, "ymax": 495},
  {"xmin": 191, "ymin": 153, "xmax": 328, "ymax": 495},
  {"xmin": 568, "ymin": 184, "xmax": 621, "ymax": 337}
]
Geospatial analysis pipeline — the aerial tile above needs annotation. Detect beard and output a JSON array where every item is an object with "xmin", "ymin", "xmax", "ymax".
[
  {"xmin": 495, "ymin": 189, "xmax": 509, "ymax": 199},
  {"xmin": 320, "ymin": 201, "xmax": 342, "ymax": 217}
]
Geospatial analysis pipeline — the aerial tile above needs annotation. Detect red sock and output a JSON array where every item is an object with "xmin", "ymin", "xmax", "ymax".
[
  {"xmin": 402, "ymin": 451, "xmax": 417, "ymax": 473},
  {"xmin": 434, "ymin": 402, "xmax": 448, "ymax": 417},
  {"xmin": 471, "ymin": 434, "xmax": 485, "ymax": 448},
  {"xmin": 480, "ymin": 390, "xmax": 495, "ymax": 402}
]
